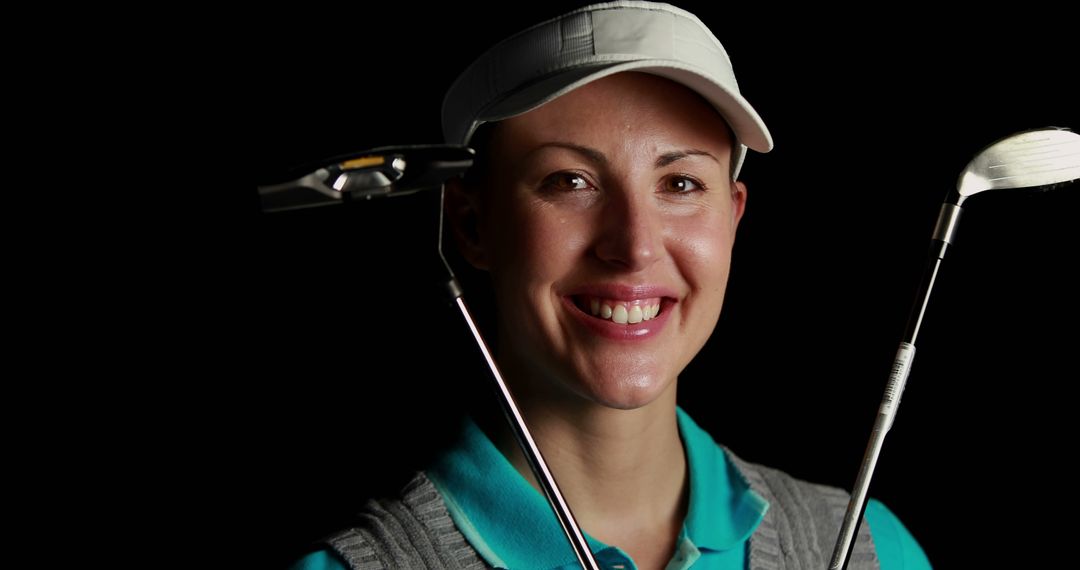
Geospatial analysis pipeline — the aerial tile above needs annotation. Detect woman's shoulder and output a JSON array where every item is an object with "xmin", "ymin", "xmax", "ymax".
[
  {"xmin": 863, "ymin": 498, "xmax": 932, "ymax": 570},
  {"xmin": 734, "ymin": 455, "xmax": 930, "ymax": 570},
  {"xmin": 287, "ymin": 471, "xmax": 487, "ymax": 570}
]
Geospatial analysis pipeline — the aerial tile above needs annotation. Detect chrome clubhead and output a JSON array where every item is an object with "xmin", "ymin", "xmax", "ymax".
[
  {"xmin": 258, "ymin": 145, "xmax": 474, "ymax": 213},
  {"xmin": 956, "ymin": 127, "xmax": 1080, "ymax": 203}
]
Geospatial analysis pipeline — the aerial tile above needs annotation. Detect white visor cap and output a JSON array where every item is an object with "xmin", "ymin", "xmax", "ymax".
[{"xmin": 442, "ymin": 1, "xmax": 773, "ymax": 179}]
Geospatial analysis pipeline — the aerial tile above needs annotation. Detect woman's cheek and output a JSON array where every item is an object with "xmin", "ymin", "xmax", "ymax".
[
  {"xmin": 516, "ymin": 206, "xmax": 593, "ymax": 268},
  {"xmin": 671, "ymin": 212, "xmax": 734, "ymax": 265}
]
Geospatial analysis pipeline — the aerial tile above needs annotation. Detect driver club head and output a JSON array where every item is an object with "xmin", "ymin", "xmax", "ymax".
[{"xmin": 956, "ymin": 127, "xmax": 1080, "ymax": 203}]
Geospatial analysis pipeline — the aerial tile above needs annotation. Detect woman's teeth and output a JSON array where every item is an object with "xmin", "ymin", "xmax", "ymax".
[{"xmin": 579, "ymin": 296, "xmax": 662, "ymax": 324}]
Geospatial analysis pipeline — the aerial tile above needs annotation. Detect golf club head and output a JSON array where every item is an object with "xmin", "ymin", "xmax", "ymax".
[
  {"xmin": 956, "ymin": 127, "xmax": 1080, "ymax": 203},
  {"xmin": 257, "ymin": 145, "xmax": 474, "ymax": 213}
]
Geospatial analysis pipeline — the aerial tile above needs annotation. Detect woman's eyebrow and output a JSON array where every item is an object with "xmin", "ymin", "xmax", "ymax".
[
  {"xmin": 524, "ymin": 142, "xmax": 608, "ymax": 166},
  {"xmin": 523, "ymin": 142, "xmax": 718, "ymax": 169},
  {"xmin": 655, "ymin": 149, "xmax": 719, "ymax": 168}
]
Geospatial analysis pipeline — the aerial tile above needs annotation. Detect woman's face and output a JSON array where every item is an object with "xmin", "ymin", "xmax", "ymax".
[{"xmin": 465, "ymin": 72, "xmax": 746, "ymax": 410}]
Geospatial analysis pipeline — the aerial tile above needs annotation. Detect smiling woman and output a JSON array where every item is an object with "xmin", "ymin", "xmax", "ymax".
[
  {"xmin": 288, "ymin": 2, "xmax": 930, "ymax": 569},
  {"xmin": 451, "ymin": 73, "xmax": 746, "ymax": 414}
]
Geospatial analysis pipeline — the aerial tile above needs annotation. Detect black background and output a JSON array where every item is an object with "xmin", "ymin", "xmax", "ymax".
[{"xmin": 251, "ymin": 2, "xmax": 1077, "ymax": 567}]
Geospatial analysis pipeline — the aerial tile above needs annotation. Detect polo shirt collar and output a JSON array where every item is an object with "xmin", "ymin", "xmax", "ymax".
[
  {"xmin": 425, "ymin": 407, "xmax": 768, "ymax": 569},
  {"xmin": 678, "ymin": 408, "xmax": 770, "ymax": 551}
]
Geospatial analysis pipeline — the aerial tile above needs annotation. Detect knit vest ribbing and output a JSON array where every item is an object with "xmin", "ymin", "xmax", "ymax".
[
  {"xmin": 724, "ymin": 451, "xmax": 879, "ymax": 570},
  {"xmin": 324, "ymin": 450, "xmax": 879, "ymax": 570},
  {"xmin": 325, "ymin": 474, "xmax": 488, "ymax": 569}
]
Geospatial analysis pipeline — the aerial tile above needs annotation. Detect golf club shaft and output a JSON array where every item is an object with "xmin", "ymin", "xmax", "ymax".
[
  {"xmin": 830, "ymin": 203, "xmax": 962, "ymax": 569},
  {"xmin": 829, "ymin": 339, "xmax": 918, "ymax": 569},
  {"xmin": 450, "ymin": 289, "xmax": 600, "ymax": 570}
]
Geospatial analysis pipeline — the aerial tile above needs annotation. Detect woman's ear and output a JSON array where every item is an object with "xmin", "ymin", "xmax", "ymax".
[
  {"xmin": 731, "ymin": 180, "xmax": 748, "ymax": 234},
  {"xmin": 444, "ymin": 176, "xmax": 490, "ymax": 270}
]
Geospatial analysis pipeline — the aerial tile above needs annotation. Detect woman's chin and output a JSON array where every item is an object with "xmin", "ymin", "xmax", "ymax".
[{"xmin": 574, "ymin": 372, "xmax": 674, "ymax": 410}]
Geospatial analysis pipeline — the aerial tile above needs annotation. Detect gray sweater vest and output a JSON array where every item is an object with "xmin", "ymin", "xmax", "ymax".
[{"xmin": 324, "ymin": 451, "xmax": 879, "ymax": 569}]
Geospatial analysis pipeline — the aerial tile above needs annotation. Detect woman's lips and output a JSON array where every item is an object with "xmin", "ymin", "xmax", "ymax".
[
  {"xmin": 561, "ymin": 294, "xmax": 674, "ymax": 340},
  {"xmin": 571, "ymin": 295, "xmax": 663, "ymax": 323}
]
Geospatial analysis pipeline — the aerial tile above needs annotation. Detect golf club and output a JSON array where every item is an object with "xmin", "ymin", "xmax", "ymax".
[
  {"xmin": 829, "ymin": 127, "xmax": 1080, "ymax": 570},
  {"xmin": 257, "ymin": 145, "xmax": 474, "ymax": 212}
]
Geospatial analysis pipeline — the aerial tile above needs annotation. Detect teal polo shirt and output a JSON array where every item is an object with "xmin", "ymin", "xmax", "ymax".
[{"xmin": 292, "ymin": 408, "xmax": 930, "ymax": 569}]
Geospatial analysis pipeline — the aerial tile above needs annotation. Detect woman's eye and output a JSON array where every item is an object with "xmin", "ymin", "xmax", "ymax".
[
  {"xmin": 665, "ymin": 175, "xmax": 705, "ymax": 193},
  {"xmin": 542, "ymin": 172, "xmax": 593, "ymax": 191}
]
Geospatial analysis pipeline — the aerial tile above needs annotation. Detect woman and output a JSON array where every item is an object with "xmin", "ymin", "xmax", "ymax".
[{"xmin": 293, "ymin": 2, "xmax": 930, "ymax": 568}]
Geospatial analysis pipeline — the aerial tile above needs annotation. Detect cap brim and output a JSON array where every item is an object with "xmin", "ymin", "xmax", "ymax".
[{"xmin": 472, "ymin": 59, "xmax": 773, "ymax": 153}]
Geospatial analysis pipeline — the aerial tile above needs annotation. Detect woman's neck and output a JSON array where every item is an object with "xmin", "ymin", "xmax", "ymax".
[{"xmin": 483, "ymin": 376, "xmax": 688, "ymax": 568}]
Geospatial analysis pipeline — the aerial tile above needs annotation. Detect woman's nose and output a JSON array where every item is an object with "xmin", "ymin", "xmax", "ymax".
[{"xmin": 592, "ymin": 189, "xmax": 662, "ymax": 272}]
